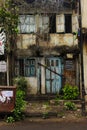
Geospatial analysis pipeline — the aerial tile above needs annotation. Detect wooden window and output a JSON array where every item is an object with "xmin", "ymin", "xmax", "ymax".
[
  {"xmin": 46, "ymin": 59, "xmax": 50, "ymax": 66},
  {"xmin": 56, "ymin": 14, "xmax": 78, "ymax": 33},
  {"xmin": 72, "ymin": 15, "xmax": 78, "ymax": 33},
  {"xmin": 18, "ymin": 15, "xmax": 36, "ymax": 33},
  {"xmin": 24, "ymin": 59, "xmax": 36, "ymax": 77},
  {"xmin": 39, "ymin": 15, "xmax": 49, "ymax": 33},
  {"xmin": 56, "ymin": 14, "xmax": 65, "ymax": 33},
  {"xmin": 19, "ymin": 59, "xmax": 24, "ymax": 76},
  {"xmin": 15, "ymin": 60, "xmax": 19, "ymax": 76},
  {"xmin": 15, "ymin": 59, "xmax": 36, "ymax": 77}
]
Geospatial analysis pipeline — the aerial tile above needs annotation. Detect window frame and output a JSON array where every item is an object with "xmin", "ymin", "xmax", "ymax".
[
  {"xmin": 18, "ymin": 15, "xmax": 36, "ymax": 34},
  {"xmin": 15, "ymin": 58, "xmax": 36, "ymax": 77},
  {"xmin": 56, "ymin": 14, "xmax": 78, "ymax": 33},
  {"xmin": 72, "ymin": 14, "xmax": 79, "ymax": 33},
  {"xmin": 24, "ymin": 59, "xmax": 36, "ymax": 77},
  {"xmin": 56, "ymin": 14, "xmax": 65, "ymax": 33},
  {"xmin": 38, "ymin": 15, "xmax": 49, "ymax": 33}
]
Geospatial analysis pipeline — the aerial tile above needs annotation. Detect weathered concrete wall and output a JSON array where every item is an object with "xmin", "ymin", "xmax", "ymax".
[
  {"xmin": 41, "ymin": 58, "xmax": 45, "ymax": 94},
  {"xmin": 17, "ymin": 34, "xmax": 36, "ymax": 49},
  {"xmin": 25, "ymin": 77, "xmax": 37, "ymax": 94},
  {"xmin": 16, "ymin": 34, "xmax": 78, "ymax": 49},
  {"xmin": 81, "ymin": 0, "xmax": 87, "ymax": 28},
  {"xmin": 83, "ymin": 42, "xmax": 87, "ymax": 94},
  {"xmin": 24, "ymin": 58, "xmax": 46, "ymax": 95}
]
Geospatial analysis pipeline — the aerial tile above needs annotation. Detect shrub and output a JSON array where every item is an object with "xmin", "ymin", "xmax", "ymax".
[
  {"xmin": 6, "ymin": 116, "xmax": 15, "ymax": 123},
  {"xmin": 62, "ymin": 84, "xmax": 79, "ymax": 100},
  {"xmin": 13, "ymin": 90, "xmax": 26, "ymax": 121},
  {"xmin": 14, "ymin": 77, "xmax": 27, "ymax": 92},
  {"xmin": 6, "ymin": 77, "xmax": 27, "ymax": 123},
  {"xmin": 6, "ymin": 90, "xmax": 26, "ymax": 123},
  {"xmin": 64, "ymin": 101, "xmax": 77, "ymax": 111}
]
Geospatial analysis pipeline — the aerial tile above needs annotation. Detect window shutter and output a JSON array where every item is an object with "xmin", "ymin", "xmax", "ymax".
[
  {"xmin": 24, "ymin": 59, "xmax": 36, "ymax": 77},
  {"xmin": 38, "ymin": 15, "xmax": 49, "ymax": 33},
  {"xmin": 56, "ymin": 14, "xmax": 65, "ymax": 33},
  {"xmin": 42, "ymin": 16, "xmax": 49, "ymax": 33},
  {"xmin": 15, "ymin": 60, "xmax": 19, "ymax": 76},
  {"xmin": 38, "ymin": 15, "xmax": 43, "ymax": 33},
  {"xmin": 29, "ymin": 16, "xmax": 36, "ymax": 33},
  {"xmin": 72, "ymin": 15, "xmax": 78, "ymax": 33},
  {"xmin": 18, "ymin": 15, "xmax": 36, "ymax": 33}
]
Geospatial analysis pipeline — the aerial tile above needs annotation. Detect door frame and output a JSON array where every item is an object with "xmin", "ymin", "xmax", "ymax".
[{"xmin": 45, "ymin": 57, "xmax": 63, "ymax": 94}]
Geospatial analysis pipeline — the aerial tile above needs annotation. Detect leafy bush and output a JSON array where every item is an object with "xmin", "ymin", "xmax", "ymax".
[
  {"xmin": 6, "ymin": 90, "xmax": 26, "ymax": 123},
  {"xmin": 13, "ymin": 90, "xmax": 26, "ymax": 121},
  {"xmin": 6, "ymin": 77, "xmax": 27, "ymax": 123},
  {"xmin": 64, "ymin": 101, "xmax": 77, "ymax": 111},
  {"xmin": 14, "ymin": 77, "xmax": 27, "ymax": 93},
  {"xmin": 62, "ymin": 84, "xmax": 79, "ymax": 100},
  {"xmin": 6, "ymin": 116, "xmax": 15, "ymax": 123}
]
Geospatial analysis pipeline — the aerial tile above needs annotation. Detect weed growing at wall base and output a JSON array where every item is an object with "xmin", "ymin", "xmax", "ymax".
[
  {"xmin": 6, "ymin": 77, "xmax": 27, "ymax": 123},
  {"xmin": 62, "ymin": 84, "xmax": 79, "ymax": 100}
]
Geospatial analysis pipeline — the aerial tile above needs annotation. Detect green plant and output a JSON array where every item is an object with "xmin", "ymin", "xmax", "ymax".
[
  {"xmin": 13, "ymin": 90, "xmax": 26, "ymax": 121},
  {"xmin": 6, "ymin": 90, "xmax": 26, "ymax": 123},
  {"xmin": 42, "ymin": 112, "xmax": 49, "ymax": 119},
  {"xmin": 64, "ymin": 101, "xmax": 77, "ymax": 111},
  {"xmin": 6, "ymin": 116, "xmax": 15, "ymax": 123},
  {"xmin": 62, "ymin": 84, "xmax": 79, "ymax": 100},
  {"xmin": 54, "ymin": 97, "xmax": 59, "ymax": 105},
  {"xmin": 44, "ymin": 101, "xmax": 49, "ymax": 107},
  {"xmin": 6, "ymin": 77, "xmax": 27, "ymax": 123},
  {"xmin": 14, "ymin": 77, "xmax": 27, "ymax": 93},
  {"xmin": 0, "ymin": 0, "xmax": 19, "ymax": 54}
]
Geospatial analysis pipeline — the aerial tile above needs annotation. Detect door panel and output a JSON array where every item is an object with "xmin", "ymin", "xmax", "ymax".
[
  {"xmin": 46, "ymin": 58, "xmax": 62, "ymax": 94},
  {"xmin": 46, "ymin": 81, "xmax": 51, "ymax": 93}
]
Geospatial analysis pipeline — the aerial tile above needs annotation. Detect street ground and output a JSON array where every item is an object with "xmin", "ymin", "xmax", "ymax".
[
  {"xmin": 0, "ymin": 117, "xmax": 87, "ymax": 130},
  {"xmin": 0, "ymin": 99, "xmax": 87, "ymax": 128}
]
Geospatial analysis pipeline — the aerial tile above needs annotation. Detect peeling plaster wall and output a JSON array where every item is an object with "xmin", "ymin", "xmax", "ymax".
[
  {"xmin": 41, "ymin": 58, "xmax": 45, "ymax": 94},
  {"xmin": 81, "ymin": 0, "xmax": 87, "ymax": 94},
  {"xmin": 17, "ymin": 34, "xmax": 36, "ymax": 49},
  {"xmin": 25, "ymin": 77, "xmax": 37, "ymax": 94},
  {"xmin": 23, "ymin": 58, "xmax": 46, "ymax": 95},
  {"xmin": 83, "ymin": 42, "xmax": 87, "ymax": 94},
  {"xmin": 16, "ymin": 34, "xmax": 78, "ymax": 49}
]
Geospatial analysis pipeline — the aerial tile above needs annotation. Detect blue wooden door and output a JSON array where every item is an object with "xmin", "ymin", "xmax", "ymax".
[{"xmin": 45, "ymin": 58, "xmax": 63, "ymax": 94}]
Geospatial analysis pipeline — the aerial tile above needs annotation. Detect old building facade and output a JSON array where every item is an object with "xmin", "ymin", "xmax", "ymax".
[
  {"xmin": 13, "ymin": 0, "xmax": 80, "ymax": 95},
  {"xmin": 0, "ymin": 0, "xmax": 82, "ymax": 95}
]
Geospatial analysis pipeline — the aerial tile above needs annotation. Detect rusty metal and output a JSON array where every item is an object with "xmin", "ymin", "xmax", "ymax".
[{"xmin": 0, "ymin": 86, "xmax": 16, "ymax": 112}]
